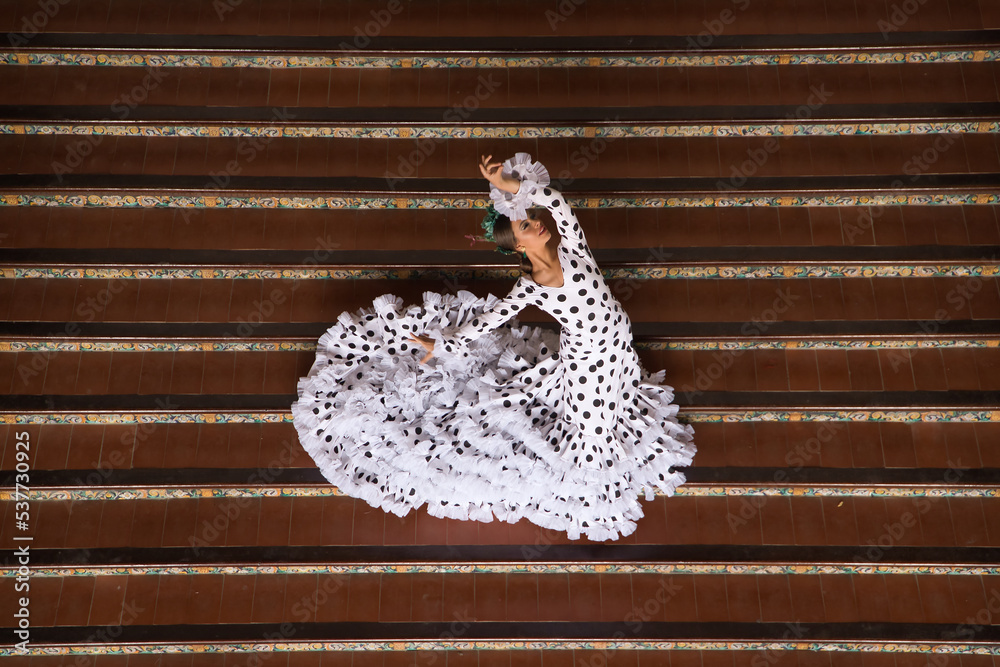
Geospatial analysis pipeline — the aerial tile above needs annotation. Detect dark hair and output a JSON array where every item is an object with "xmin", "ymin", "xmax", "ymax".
[{"xmin": 492, "ymin": 212, "xmax": 534, "ymax": 273}]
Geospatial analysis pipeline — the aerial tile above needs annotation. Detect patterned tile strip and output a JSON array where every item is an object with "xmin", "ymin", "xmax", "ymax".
[
  {"xmin": 2, "ymin": 486, "xmax": 997, "ymax": 502},
  {"xmin": 2, "ymin": 640, "xmax": 998, "ymax": 658},
  {"xmin": 2, "ymin": 410, "xmax": 996, "ymax": 425},
  {"xmin": 3, "ymin": 563, "xmax": 998, "ymax": 578},
  {"xmin": 2, "ymin": 49, "xmax": 999, "ymax": 68},
  {"xmin": 2, "ymin": 339, "xmax": 997, "ymax": 352},
  {"xmin": 2, "ymin": 265, "xmax": 997, "ymax": 280},
  {"xmin": 4, "ymin": 122, "xmax": 999, "ymax": 138},
  {"xmin": 2, "ymin": 193, "xmax": 999, "ymax": 209}
]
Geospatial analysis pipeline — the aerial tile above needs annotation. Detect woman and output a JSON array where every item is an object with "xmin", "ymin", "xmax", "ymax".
[{"xmin": 293, "ymin": 153, "xmax": 694, "ymax": 541}]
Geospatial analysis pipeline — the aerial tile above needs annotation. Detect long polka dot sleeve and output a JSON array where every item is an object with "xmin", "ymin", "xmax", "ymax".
[
  {"xmin": 292, "ymin": 185, "xmax": 695, "ymax": 542},
  {"xmin": 528, "ymin": 186, "xmax": 589, "ymax": 250},
  {"xmin": 436, "ymin": 279, "xmax": 532, "ymax": 354}
]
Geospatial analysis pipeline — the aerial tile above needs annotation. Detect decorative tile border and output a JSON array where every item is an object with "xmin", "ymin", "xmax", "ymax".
[
  {"xmin": 4, "ymin": 563, "xmax": 998, "ymax": 578},
  {"xmin": 0, "ymin": 340, "xmax": 317, "ymax": 353},
  {"xmin": 3, "ymin": 338, "xmax": 998, "ymax": 353},
  {"xmin": 4, "ymin": 121, "xmax": 998, "ymax": 139},
  {"xmin": 3, "ymin": 485, "xmax": 996, "ymax": 502},
  {"xmin": 2, "ymin": 264, "xmax": 997, "ymax": 281},
  {"xmin": 690, "ymin": 410, "xmax": 1000, "ymax": 424},
  {"xmin": 653, "ymin": 339, "xmax": 1000, "ymax": 351},
  {"xmin": 3, "ymin": 639, "xmax": 999, "ymax": 658},
  {"xmin": 2, "ymin": 192, "xmax": 999, "ymax": 209},
  {"xmin": 2, "ymin": 49, "xmax": 998, "ymax": 68},
  {"xmin": 3, "ymin": 409, "xmax": 997, "ymax": 426}
]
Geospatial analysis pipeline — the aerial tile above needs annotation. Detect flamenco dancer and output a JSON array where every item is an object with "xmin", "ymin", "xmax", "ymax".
[{"xmin": 292, "ymin": 153, "xmax": 694, "ymax": 541}]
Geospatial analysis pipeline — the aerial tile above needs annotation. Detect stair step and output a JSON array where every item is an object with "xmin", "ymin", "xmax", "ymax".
[
  {"xmin": 7, "ymin": 571, "xmax": 1000, "ymax": 625},
  {"xmin": 11, "ymin": 29, "xmax": 1000, "ymax": 54},
  {"xmin": 2, "ymin": 1, "xmax": 993, "ymax": 36},
  {"xmin": 6, "ymin": 495, "xmax": 996, "ymax": 547},
  {"xmin": 3, "ymin": 345, "xmax": 999, "ymax": 395},
  {"xmin": 4, "ymin": 60, "xmax": 998, "ymax": 108},
  {"xmin": 5, "ymin": 419, "xmax": 994, "ymax": 472},
  {"xmin": 6, "ymin": 133, "xmax": 1000, "ymax": 181},
  {"xmin": 3, "ymin": 206, "xmax": 998, "ymax": 250},
  {"xmin": 4, "ymin": 275, "xmax": 997, "ymax": 322}
]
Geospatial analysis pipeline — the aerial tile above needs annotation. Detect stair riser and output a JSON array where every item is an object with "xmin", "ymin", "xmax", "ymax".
[
  {"xmin": 3, "ymin": 571, "xmax": 998, "ymax": 626},
  {"xmin": 1, "ymin": 347, "xmax": 997, "ymax": 396},
  {"xmin": 4, "ymin": 134, "xmax": 998, "ymax": 180},
  {"xmin": 4, "ymin": 277, "xmax": 998, "ymax": 322},
  {"xmin": 1, "ymin": 206, "xmax": 998, "ymax": 249},
  {"xmin": 1, "ymin": 0, "xmax": 991, "ymax": 35},
  {"xmin": 3, "ymin": 62, "xmax": 998, "ymax": 107},
  {"xmin": 3, "ymin": 421, "xmax": 995, "ymax": 472},
  {"xmin": 4, "ymin": 495, "xmax": 995, "ymax": 548}
]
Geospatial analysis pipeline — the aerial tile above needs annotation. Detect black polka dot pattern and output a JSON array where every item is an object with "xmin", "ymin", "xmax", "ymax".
[{"xmin": 291, "ymin": 188, "xmax": 695, "ymax": 542}]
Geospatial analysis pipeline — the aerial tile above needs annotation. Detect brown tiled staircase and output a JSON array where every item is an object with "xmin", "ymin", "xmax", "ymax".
[{"xmin": 2, "ymin": 0, "xmax": 1000, "ymax": 664}]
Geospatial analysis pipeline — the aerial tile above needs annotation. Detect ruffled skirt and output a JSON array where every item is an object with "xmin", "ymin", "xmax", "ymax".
[{"xmin": 292, "ymin": 291, "xmax": 695, "ymax": 541}]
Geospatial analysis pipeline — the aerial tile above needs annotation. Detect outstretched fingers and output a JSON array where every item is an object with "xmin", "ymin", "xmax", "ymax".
[{"xmin": 409, "ymin": 335, "xmax": 435, "ymax": 364}]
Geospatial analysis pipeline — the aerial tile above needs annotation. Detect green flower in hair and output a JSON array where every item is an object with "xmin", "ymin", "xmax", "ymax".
[{"xmin": 478, "ymin": 205, "xmax": 517, "ymax": 255}]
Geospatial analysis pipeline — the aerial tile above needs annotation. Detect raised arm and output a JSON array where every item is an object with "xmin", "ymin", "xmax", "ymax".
[{"xmin": 527, "ymin": 185, "xmax": 589, "ymax": 250}]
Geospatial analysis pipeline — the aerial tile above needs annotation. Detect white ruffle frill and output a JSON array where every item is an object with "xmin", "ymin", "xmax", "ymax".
[
  {"xmin": 292, "ymin": 291, "xmax": 695, "ymax": 541},
  {"xmin": 489, "ymin": 152, "xmax": 550, "ymax": 221}
]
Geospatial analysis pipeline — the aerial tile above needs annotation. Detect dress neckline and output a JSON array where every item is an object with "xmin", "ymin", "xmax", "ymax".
[{"xmin": 527, "ymin": 243, "xmax": 566, "ymax": 289}]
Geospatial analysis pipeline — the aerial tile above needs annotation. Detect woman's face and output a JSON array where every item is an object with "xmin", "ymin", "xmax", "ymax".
[{"xmin": 511, "ymin": 214, "xmax": 550, "ymax": 254}]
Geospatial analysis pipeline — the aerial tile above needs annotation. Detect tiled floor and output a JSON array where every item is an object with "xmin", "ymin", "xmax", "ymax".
[{"xmin": 2, "ymin": 1, "xmax": 1000, "ymax": 664}]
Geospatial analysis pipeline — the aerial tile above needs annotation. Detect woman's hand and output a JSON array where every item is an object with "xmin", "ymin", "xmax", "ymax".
[
  {"xmin": 409, "ymin": 334, "xmax": 435, "ymax": 364},
  {"xmin": 479, "ymin": 154, "xmax": 520, "ymax": 194}
]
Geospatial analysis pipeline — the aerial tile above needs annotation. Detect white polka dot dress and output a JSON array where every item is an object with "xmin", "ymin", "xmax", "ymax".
[{"xmin": 292, "ymin": 186, "xmax": 695, "ymax": 541}]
